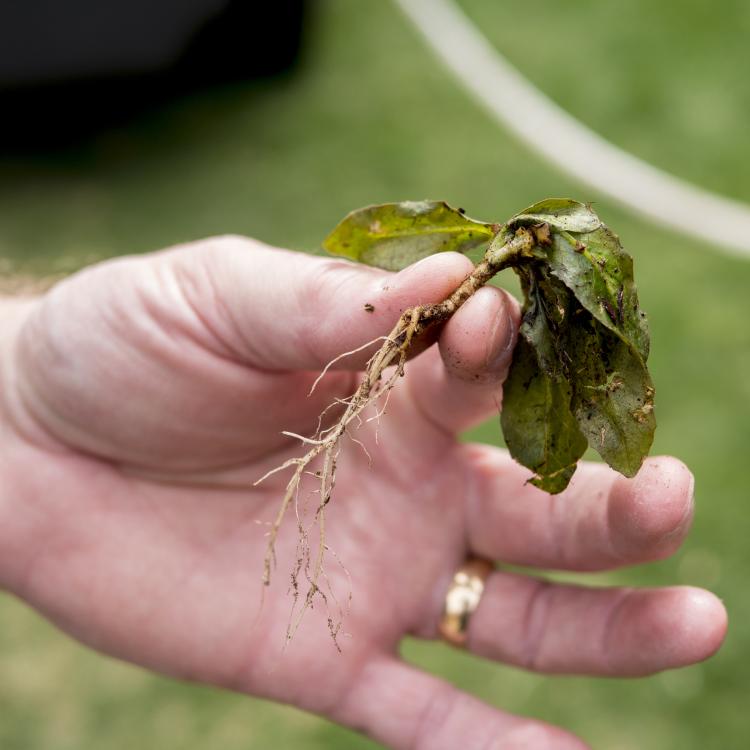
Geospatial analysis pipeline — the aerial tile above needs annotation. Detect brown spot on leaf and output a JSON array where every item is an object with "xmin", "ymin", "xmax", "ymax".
[
  {"xmin": 632, "ymin": 403, "xmax": 654, "ymax": 423},
  {"xmin": 607, "ymin": 376, "xmax": 624, "ymax": 393},
  {"xmin": 533, "ymin": 222, "xmax": 552, "ymax": 246}
]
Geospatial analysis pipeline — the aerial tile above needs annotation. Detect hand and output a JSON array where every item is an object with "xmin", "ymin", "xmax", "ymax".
[{"xmin": 0, "ymin": 237, "xmax": 727, "ymax": 749}]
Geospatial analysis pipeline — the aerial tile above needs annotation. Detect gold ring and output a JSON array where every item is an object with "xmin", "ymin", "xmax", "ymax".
[{"xmin": 438, "ymin": 557, "xmax": 493, "ymax": 647}]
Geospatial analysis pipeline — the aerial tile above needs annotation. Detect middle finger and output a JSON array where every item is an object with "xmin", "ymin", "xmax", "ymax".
[
  {"xmin": 464, "ymin": 571, "xmax": 726, "ymax": 676},
  {"xmin": 461, "ymin": 446, "xmax": 694, "ymax": 571}
]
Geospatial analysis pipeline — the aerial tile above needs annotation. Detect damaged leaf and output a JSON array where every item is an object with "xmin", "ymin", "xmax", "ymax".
[
  {"xmin": 501, "ymin": 336, "xmax": 588, "ymax": 493},
  {"xmin": 565, "ymin": 308, "xmax": 655, "ymax": 476},
  {"xmin": 509, "ymin": 200, "xmax": 649, "ymax": 359},
  {"xmin": 323, "ymin": 200, "xmax": 495, "ymax": 271},
  {"xmin": 544, "ymin": 226, "xmax": 649, "ymax": 360},
  {"xmin": 508, "ymin": 198, "xmax": 602, "ymax": 234},
  {"xmin": 515, "ymin": 265, "xmax": 573, "ymax": 379}
]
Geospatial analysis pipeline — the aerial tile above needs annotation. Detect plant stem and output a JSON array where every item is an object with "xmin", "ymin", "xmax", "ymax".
[{"xmin": 394, "ymin": 225, "xmax": 537, "ymax": 339}]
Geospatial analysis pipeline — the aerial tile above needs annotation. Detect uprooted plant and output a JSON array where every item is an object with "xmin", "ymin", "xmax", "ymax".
[{"xmin": 256, "ymin": 198, "xmax": 656, "ymax": 645}]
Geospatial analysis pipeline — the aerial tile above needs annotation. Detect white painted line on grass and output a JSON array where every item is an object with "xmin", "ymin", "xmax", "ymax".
[{"xmin": 395, "ymin": 0, "xmax": 750, "ymax": 259}]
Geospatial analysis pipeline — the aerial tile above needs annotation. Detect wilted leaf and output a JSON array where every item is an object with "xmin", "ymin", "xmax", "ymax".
[
  {"xmin": 507, "ymin": 199, "xmax": 649, "ymax": 359},
  {"xmin": 565, "ymin": 308, "xmax": 655, "ymax": 476},
  {"xmin": 544, "ymin": 226, "xmax": 650, "ymax": 360},
  {"xmin": 516, "ymin": 265, "xmax": 574, "ymax": 379},
  {"xmin": 322, "ymin": 201, "xmax": 495, "ymax": 271},
  {"xmin": 501, "ymin": 336, "xmax": 588, "ymax": 493}
]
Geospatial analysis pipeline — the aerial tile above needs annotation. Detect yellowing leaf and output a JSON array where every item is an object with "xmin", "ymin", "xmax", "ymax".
[{"xmin": 323, "ymin": 201, "xmax": 495, "ymax": 271}]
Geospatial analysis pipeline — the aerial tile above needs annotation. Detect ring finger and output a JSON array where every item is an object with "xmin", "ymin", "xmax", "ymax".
[{"xmin": 444, "ymin": 570, "xmax": 727, "ymax": 676}]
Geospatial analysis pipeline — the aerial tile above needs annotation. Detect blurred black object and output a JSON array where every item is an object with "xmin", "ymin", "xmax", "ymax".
[{"xmin": 0, "ymin": 0, "xmax": 308, "ymax": 150}]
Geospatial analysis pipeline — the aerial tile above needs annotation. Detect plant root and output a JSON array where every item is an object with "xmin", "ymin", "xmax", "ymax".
[{"xmin": 254, "ymin": 227, "xmax": 537, "ymax": 646}]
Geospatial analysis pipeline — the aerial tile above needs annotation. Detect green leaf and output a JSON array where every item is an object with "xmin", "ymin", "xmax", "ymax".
[
  {"xmin": 508, "ymin": 198, "xmax": 601, "ymax": 233},
  {"xmin": 542, "ymin": 225, "xmax": 650, "ymax": 360},
  {"xmin": 501, "ymin": 336, "xmax": 588, "ymax": 494},
  {"xmin": 322, "ymin": 201, "xmax": 495, "ymax": 271},
  {"xmin": 565, "ymin": 309, "xmax": 655, "ymax": 477}
]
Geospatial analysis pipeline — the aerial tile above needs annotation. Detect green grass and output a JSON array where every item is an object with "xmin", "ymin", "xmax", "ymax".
[{"xmin": 1, "ymin": 0, "xmax": 748, "ymax": 747}]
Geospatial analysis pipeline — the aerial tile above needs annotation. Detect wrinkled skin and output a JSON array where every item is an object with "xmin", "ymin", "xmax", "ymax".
[{"xmin": 0, "ymin": 237, "xmax": 727, "ymax": 749}]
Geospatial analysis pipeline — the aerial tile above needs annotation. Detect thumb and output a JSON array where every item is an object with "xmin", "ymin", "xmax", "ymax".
[{"xmin": 167, "ymin": 235, "xmax": 476, "ymax": 372}]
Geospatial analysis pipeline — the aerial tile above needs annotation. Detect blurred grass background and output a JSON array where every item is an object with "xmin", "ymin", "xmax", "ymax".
[{"xmin": 1, "ymin": 0, "xmax": 748, "ymax": 747}]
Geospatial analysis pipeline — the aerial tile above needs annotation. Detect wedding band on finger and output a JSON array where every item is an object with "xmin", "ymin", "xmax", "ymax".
[{"xmin": 438, "ymin": 557, "xmax": 493, "ymax": 647}]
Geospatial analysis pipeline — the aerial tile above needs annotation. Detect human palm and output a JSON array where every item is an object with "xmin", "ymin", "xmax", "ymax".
[{"xmin": 0, "ymin": 237, "xmax": 726, "ymax": 749}]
